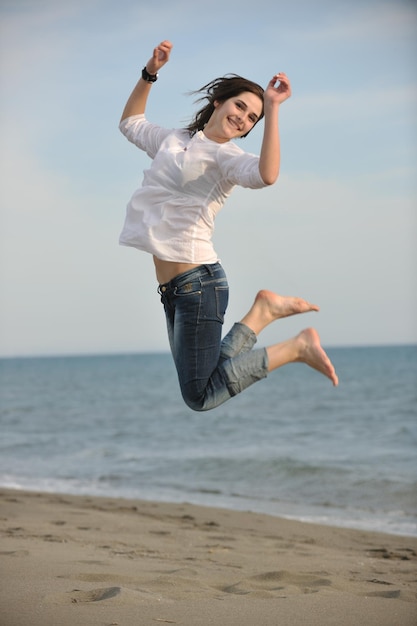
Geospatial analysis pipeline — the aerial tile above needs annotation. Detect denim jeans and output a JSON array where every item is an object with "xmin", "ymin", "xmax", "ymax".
[{"xmin": 158, "ymin": 263, "xmax": 268, "ymax": 411}]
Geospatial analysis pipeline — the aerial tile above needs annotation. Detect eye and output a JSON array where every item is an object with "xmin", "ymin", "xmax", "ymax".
[{"xmin": 236, "ymin": 101, "xmax": 243, "ymax": 109}]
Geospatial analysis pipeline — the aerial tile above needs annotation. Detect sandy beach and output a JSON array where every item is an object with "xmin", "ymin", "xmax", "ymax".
[{"xmin": 1, "ymin": 488, "xmax": 416, "ymax": 626}]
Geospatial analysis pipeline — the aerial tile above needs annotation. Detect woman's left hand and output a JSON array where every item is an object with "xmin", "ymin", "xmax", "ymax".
[{"xmin": 264, "ymin": 73, "xmax": 292, "ymax": 105}]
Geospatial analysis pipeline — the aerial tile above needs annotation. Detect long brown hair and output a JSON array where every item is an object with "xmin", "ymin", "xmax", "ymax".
[{"xmin": 185, "ymin": 74, "xmax": 264, "ymax": 138}]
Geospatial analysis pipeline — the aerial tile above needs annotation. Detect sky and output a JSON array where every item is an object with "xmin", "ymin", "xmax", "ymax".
[{"xmin": 0, "ymin": 0, "xmax": 416, "ymax": 357}]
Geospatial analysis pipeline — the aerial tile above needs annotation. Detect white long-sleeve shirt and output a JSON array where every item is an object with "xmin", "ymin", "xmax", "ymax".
[{"xmin": 119, "ymin": 114, "xmax": 267, "ymax": 263}]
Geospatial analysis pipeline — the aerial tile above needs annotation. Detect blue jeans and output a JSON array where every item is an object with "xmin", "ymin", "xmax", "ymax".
[{"xmin": 158, "ymin": 263, "xmax": 268, "ymax": 411}]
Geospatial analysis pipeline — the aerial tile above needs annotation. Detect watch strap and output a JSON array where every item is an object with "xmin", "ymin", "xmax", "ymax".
[{"xmin": 142, "ymin": 66, "xmax": 158, "ymax": 83}]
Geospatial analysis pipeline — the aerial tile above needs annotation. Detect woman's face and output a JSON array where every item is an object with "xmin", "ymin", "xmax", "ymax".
[{"xmin": 203, "ymin": 91, "xmax": 263, "ymax": 143}]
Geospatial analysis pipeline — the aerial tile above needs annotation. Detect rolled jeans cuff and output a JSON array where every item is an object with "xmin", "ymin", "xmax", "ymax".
[{"xmin": 221, "ymin": 347, "xmax": 269, "ymax": 397}]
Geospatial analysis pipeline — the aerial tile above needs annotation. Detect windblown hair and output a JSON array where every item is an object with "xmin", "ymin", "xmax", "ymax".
[{"xmin": 185, "ymin": 74, "xmax": 264, "ymax": 138}]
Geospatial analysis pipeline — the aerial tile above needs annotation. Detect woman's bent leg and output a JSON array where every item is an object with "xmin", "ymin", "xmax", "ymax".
[{"xmin": 159, "ymin": 267, "xmax": 337, "ymax": 412}]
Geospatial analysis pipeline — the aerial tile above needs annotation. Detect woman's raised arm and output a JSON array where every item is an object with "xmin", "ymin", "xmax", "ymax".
[
  {"xmin": 258, "ymin": 72, "xmax": 291, "ymax": 185},
  {"xmin": 120, "ymin": 40, "xmax": 173, "ymax": 122}
]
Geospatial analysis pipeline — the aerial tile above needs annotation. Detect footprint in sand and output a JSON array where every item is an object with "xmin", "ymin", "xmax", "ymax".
[
  {"xmin": 366, "ymin": 589, "xmax": 401, "ymax": 599},
  {"xmin": 69, "ymin": 587, "xmax": 121, "ymax": 603},
  {"xmin": 218, "ymin": 570, "xmax": 332, "ymax": 597},
  {"xmin": 45, "ymin": 586, "xmax": 164, "ymax": 605},
  {"xmin": 367, "ymin": 547, "xmax": 417, "ymax": 561}
]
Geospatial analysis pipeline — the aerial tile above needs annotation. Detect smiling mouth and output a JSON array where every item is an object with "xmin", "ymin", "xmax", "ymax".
[{"xmin": 227, "ymin": 117, "xmax": 242, "ymax": 131}]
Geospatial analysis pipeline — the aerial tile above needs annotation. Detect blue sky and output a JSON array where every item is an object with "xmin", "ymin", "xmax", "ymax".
[{"xmin": 0, "ymin": 0, "xmax": 416, "ymax": 357}]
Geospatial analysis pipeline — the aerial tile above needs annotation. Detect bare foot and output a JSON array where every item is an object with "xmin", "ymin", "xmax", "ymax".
[
  {"xmin": 241, "ymin": 289, "xmax": 319, "ymax": 335},
  {"xmin": 296, "ymin": 328, "xmax": 339, "ymax": 386}
]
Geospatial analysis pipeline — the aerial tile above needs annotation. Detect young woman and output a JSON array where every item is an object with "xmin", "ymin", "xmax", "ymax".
[{"xmin": 119, "ymin": 40, "xmax": 338, "ymax": 411}]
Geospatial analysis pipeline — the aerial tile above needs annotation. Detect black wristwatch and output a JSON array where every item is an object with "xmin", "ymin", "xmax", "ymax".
[{"xmin": 142, "ymin": 66, "xmax": 158, "ymax": 83}]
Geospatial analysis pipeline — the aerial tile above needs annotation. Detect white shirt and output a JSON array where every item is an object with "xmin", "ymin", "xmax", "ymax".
[{"xmin": 119, "ymin": 114, "xmax": 267, "ymax": 263}]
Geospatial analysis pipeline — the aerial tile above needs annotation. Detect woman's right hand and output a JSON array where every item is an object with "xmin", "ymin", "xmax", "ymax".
[{"xmin": 145, "ymin": 40, "xmax": 173, "ymax": 74}]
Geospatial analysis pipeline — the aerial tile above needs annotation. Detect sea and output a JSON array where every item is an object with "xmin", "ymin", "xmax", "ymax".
[{"xmin": 1, "ymin": 345, "xmax": 416, "ymax": 537}]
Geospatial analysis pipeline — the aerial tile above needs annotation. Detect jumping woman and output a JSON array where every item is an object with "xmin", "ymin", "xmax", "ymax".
[{"xmin": 119, "ymin": 40, "xmax": 338, "ymax": 411}]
